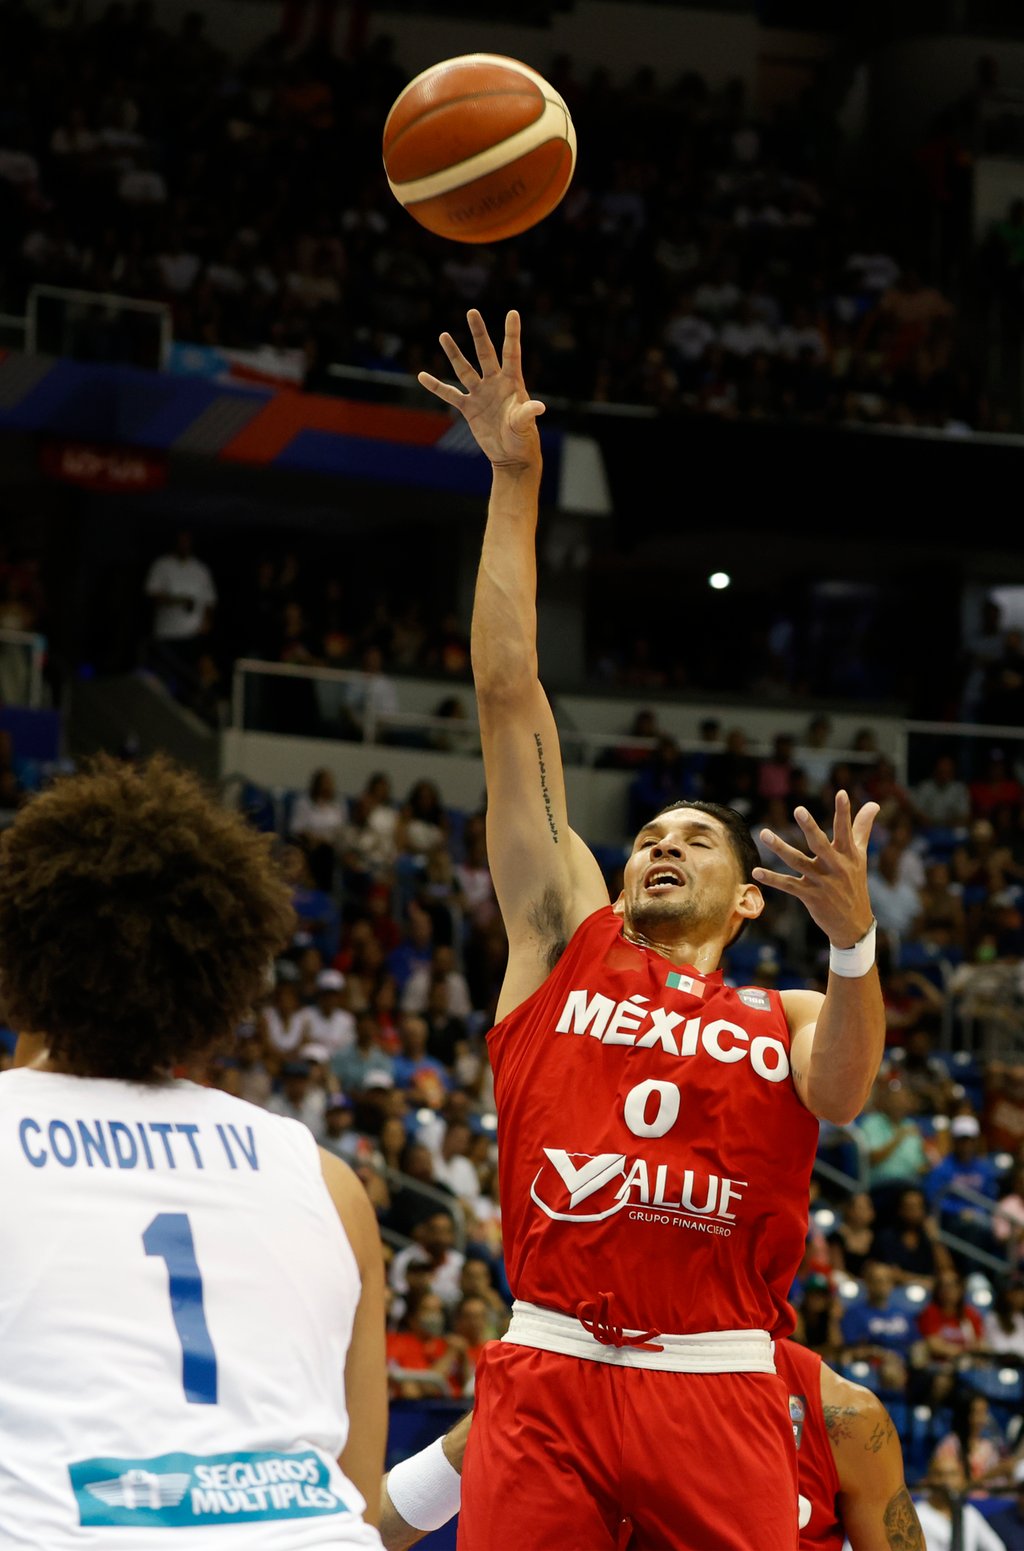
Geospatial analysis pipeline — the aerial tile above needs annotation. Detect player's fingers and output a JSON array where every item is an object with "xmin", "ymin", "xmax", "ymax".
[
  {"xmin": 793, "ymin": 805, "xmax": 832, "ymax": 858},
  {"xmin": 852, "ymin": 799, "xmax": 881, "ymax": 852},
  {"xmin": 509, "ymin": 399, "xmax": 546, "ymax": 433},
  {"xmin": 500, "ymin": 308, "xmax": 522, "ymax": 370},
  {"xmin": 438, "ymin": 331, "xmax": 481, "ymax": 388},
  {"xmin": 832, "ymin": 789, "xmax": 855, "ymax": 851},
  {"xmin": 758, "ymin": 830, "xmax": 813, "ymax": 872},
  {"xmin": 751, "ymin": 867, "xmax": 803, "ymax": 896},
  {"xmin": 417, "ymin": 370, "xmax": 468, "ymax": 410},
  {"xmin": 467, "ymin": 308, "xmax": 501, "ymax": 374}
]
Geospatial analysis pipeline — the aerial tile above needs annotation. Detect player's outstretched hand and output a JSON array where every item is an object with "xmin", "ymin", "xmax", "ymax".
[
  {"xmin": 417, "ymin": 309, "xmax": 545, "ymax": 473},
  {"xmin": 752, "ymin": 790, "xmax": 879, "ymax": 948}
]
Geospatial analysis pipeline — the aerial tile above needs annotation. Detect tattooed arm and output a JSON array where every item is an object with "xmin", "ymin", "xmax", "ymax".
[
  {"xmin": 419, "ymin": 312, "xmax": 608, "ymax": 1020},
  {"xmin": 821, "ymin": 1364, "xmax": 924, "ymax": 1551}
]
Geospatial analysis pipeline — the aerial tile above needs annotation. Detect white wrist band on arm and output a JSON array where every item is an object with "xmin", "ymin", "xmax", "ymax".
[
  {"xmin": 385, "ymin": 1435, "xmax": 462, "ymax": 1533},
  {"xmin": 829, "ymin": 919, "xmax": 877, "ymax": 978}
]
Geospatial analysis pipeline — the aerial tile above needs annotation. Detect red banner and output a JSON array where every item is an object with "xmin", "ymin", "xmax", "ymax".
[{"xmin": 39, "ymin": 439, "xmax": 167, "ymax": 492}]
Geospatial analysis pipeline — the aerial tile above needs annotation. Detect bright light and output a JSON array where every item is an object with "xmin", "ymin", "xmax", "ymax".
[{"xmin": 708, "ymin": 572, "xmax": 731, "ymax": 591}]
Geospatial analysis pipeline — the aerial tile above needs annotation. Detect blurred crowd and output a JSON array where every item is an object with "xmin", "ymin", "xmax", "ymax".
[
  {"xmin": 0, "ymin": 1, "xmax": 1018, "ymax": 432},
  {"xmin": 4, "ymin": 696, "xmax": 1024, "ymax": 1477}
]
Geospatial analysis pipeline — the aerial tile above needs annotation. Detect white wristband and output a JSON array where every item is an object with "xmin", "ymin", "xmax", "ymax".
[
  {"xmin": 385, "ymin": 1434, "xmax": 462, "ymax": 1533},
  {"xmin": 829, "ymin": 919, "xmax": 877, "ymax": 978}
]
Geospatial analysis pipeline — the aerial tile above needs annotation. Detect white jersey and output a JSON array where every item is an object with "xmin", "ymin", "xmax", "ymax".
[{"xmin": 0, "ymin": 1068, "xmax": 382, "ymax": 1550}]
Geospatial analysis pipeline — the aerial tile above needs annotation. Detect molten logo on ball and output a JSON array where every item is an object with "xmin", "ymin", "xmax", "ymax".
[{"xmin": 382, "ymin": 53, "xmax": 576, "ymax": 244}]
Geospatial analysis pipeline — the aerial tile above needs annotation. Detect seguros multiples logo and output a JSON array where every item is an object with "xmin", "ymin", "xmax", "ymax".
[{"xmin": 530, "ymin": 1147, "xmax": 745, "ymax": 1229}]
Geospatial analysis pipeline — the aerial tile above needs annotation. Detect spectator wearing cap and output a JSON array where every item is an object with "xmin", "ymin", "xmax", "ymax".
[
  {"xmin": 926, "ymin": 1115, "xmax": 1002, "ymax": 1245},
  {"xmin": 330, "ymin": 1011, "xmax": 394, "ymax": 1094},
  {"xmin": 265, "ymin": 1058, "xmax": 326, "ymax": 1134},
  {"xmin": 304, "ymin": 968, "xmax": 355, "ymax": 1057},
  {"xmin": 317, "ymin": 1092, "xmax": 362, "ymax": 1162},
  {"xmin": 793, "ymin": 1272, "xmax": 842, "ymax": 1361}
]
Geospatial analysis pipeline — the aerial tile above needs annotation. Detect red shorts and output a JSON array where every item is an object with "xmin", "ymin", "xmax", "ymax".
[{"xmin": 458, "ymin": 1342, "xmax": 798, "ymax": 1551}]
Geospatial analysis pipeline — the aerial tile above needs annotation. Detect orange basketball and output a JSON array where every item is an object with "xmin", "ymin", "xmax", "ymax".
[{"xmin": 382, "ymin": 53, "xmax": 576, "ymax": 244}]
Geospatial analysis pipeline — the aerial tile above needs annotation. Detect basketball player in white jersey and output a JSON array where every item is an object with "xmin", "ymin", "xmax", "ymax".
[{"xmin": 0, "ymin": 755, "xmax": 386, "ymax": 1551}]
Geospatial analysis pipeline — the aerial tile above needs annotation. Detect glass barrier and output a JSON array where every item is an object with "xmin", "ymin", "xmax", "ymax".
[{"xmin": 0, "ymin": 629, "xmax": 46, "ymax": 708}]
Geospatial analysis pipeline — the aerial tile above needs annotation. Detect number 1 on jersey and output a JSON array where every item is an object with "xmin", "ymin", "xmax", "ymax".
[{"xmin": 143, "ymin": 1212, "xmax": 218, "ymax": 1405}]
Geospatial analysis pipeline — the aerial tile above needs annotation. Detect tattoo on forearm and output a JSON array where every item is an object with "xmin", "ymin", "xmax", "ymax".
[
  {"xmin": 823, "ymin": 1404, "xmax": 857, "ymax": 1443},
  {"xmin": 883, "ymin": 1486, "xmax": 924, "ymax": 1549},
  {"xmin": 534, "ymin": 732, "xmax": 559, "ymax": 844},
  {"xmin": 865, "ymin": 1417, "xmax": 895, "ymax": 1454}
]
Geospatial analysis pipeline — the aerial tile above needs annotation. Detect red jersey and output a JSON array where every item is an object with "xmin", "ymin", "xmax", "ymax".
[
  {"xmin": 775, "ymin": 1340, "xmax": 843, "ymax": 1551},
  {"xmin": 487, "ymin": 906, "xmax": 819, "ymax": 1337}
]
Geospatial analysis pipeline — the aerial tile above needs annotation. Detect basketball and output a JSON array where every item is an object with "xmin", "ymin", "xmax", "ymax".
[{"xmin": 382, "ymin": 53, "xmax": 577, "ymax": 244}]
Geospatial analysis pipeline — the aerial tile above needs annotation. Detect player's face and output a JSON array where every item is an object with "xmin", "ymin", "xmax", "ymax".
[{"xmin": 621, "ymin": 810, "xmax": 753, "ymax": 938}]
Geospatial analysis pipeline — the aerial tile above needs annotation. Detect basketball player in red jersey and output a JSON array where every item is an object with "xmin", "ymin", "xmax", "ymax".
[
  {"xmin": 776, "ymin": 1337, "xmax": 924, "ymax": 1551},
  {"xmin": 417, "ymin": 310, "xmax": 886, "ymax": 1551},
  {"xmin": 379, "ymin": 1343, "xmax": 924, "ymax": 1551}
]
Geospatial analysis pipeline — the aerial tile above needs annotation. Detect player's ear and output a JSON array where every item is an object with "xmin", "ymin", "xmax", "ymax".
[
  {"xmin": 736, "ymin": 883, "xmax": 763, "ymax": 923},
  {"xmin": 612, "ymin": 891, "xmax": 625, "ymax": 918}
]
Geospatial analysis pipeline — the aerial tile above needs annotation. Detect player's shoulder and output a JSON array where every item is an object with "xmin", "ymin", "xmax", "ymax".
[{"xmin": 818, "ymin": 1361, "xmax": 893, "ymax": 1451}]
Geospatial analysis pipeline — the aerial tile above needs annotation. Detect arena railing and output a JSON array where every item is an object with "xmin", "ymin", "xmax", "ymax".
[
  {"xmin": 0, "ymin": 628, "xmax": 47, "ymax": 708},
  {"xmin": 25, "ymin": 284, "xmax": 173, "ymax": 370},
  {"xmin": 228, "ymin": 658, "xmax": 897, "ymax": 773},
  {"xmin": 379, "ymin": 1166, "xmax": 468, "ymax": 1255}
]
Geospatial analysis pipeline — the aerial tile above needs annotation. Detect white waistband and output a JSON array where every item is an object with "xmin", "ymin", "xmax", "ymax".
[{"xmin": 501, "ymin": 1300, "xmax": 776, "ymax": 1373}]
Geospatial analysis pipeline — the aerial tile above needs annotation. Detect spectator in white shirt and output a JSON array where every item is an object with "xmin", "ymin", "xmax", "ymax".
[
  {"xmin": 869, "ymin": 844, "xmax": 924, "ymax": 950},
  {"xmin": 144, "ymin": 528, "xmax": 217, "ymax": 705},
  {"xmin": 915, "ymin": 1453, "xmax": 1007, "ymax": 1550},
  {"xmin": 290, "ymin": 767, "xmax": 346, "ymax": 892},
  {"xmin": 913, "ymin": 755, "xmax": 972, "ymax": 829},
  {"xmin": 303, "ymin": 968, "xmax": 356, "ymax": 1058},
  {"xmin": 433, "ymin": 1120, "xmax": 484, "ymax": 1212},
  {"xmin": 145, "ymin": 528, "xmax": 216, "ymax": 641},
  {"xmin": 401, "ymin": 946, "xmax": 472, "ymax": 1020},
  {"xmin": 343, "ymin": 644, "xmax": 398, "ymax": 736}
]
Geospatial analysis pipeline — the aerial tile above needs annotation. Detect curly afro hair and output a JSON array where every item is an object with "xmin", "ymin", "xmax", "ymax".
[{"xmin": 0, "ymin": 754, "xmax": 295, "ymax": 1081}]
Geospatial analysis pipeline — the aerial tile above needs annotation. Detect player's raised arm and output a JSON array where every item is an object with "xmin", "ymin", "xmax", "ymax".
[
  {"xmin": 418, "ymin": 311, "xmax": 608, "ymax": 1017},
  {"xmin": 757, "ymin": 791, "xmax": 885, "ymax": 1124},
  {"xmin": 824, "ymin": 1364, "xmax": 924, "ymax": 1551}
]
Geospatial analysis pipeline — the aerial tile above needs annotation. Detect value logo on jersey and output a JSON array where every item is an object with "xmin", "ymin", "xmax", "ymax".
[
  {"xmin": 530, "ymin": 1147, "xmax": 745, "ymax": 1235},
  {"xmin": 70, "ymin": 1450, "xmax": 354, "ymax": 1529}
]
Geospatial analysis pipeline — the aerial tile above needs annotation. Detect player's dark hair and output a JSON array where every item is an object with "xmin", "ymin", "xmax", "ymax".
[
  {"xmin": 0, "ymin": 755, "xmax": 294, "ymax": 1082},
  {"xmin": 650, "ymin": 799, "xmax": 761, "ymax": 884}
]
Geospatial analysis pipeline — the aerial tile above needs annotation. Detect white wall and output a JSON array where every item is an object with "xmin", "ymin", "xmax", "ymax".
[{"xmin": 221, "ymin": 727, "xmax": 636, "ymax": 845}]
